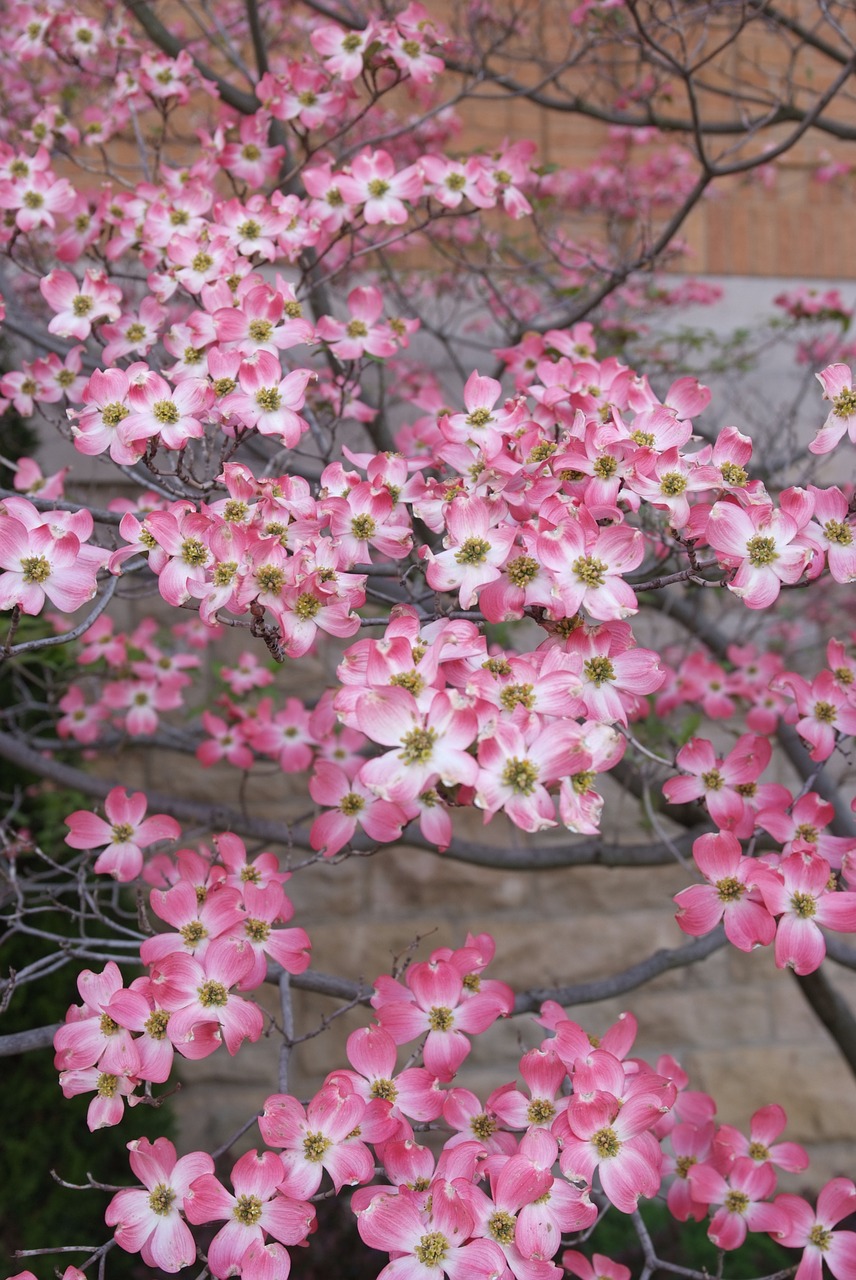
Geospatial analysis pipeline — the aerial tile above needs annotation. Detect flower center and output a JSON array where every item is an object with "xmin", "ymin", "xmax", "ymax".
[
  {"xmin": 720, "ymin": 461, "xmax": 748, "ymax": 486},
  {"xmin": 351, "ymin": 513, "xmax": 376, "ymax": 540},
  {"xmin": 233, "ymin": 1194, "xmax": 263, "ymax": 1225},
  {"xmin": 197, "ymin": 980, "xmax": 228, "ymax": 1007},
  {"xmin": 152, "ymin": 399, "xmax": 180, "ymax": 425},
  {"xmin": 181, "ymin": 537, "xmax": 208, "ymax": 566},
  {"xmin": 99, "ymin": 1014, "xmax": 119, "ymax": 1036},
  {"xmin": 584, "ymin": 656, "xmax": 615, "ymax": 686},
  {"xmin": 470, "ymin": 1111, "xmax": 497, "ymax": 1139},
  {"xmin": 21, "ymin": 555, "xmax": 51, "ymax": 584},
  {"xmin": 488, "ymin": 1210, "xmax": 517, "ymax": 1245},
  {"xmin": 367, "ymin": 178, "xmax": 390, "ymax": 198},
  {"xmin": 370, "ymin": 1077, "xmax": 398, "ymax": 1101},
  {"xmin": 455, "ymin": 537, "xmax": 491, "ymax": 565},
  {"xmin": 111, "ymin": 822, "xmax": 135, "ymax": 843},
  {"xmin": 101, "ymin": 401, "xmax": 128, "ymax": 427},
  {"xmin": 824, "ymin": 518, "xmax": 853, "ymax": 545},
  {"xmin": 591, "ymin": 1126, "xmax": 621, "ymax": 1158},
  {"xmin": 809, "ymin": 1223, "xmax": 833, "ymax": 1251},
  {"xmin": 399, "ymin": 727, "xmax": 436, "ymax": 765},
  {"xmin": 724, "ymin": 1189, "xmax": 750, "ymax": 1215},
  {"xmin": 295, "ymin": 591, "xmax": 322, "ymax": 619},
  {"xmin": 593, "ymin": 454, "xmax": 618, "ymax": 478},
  {"xmin": 572, "ymin": 555, "xmax": 607, "ymax": 587},
  {"xmin": 256, "ymin": 566, "xmax": 285, "ymax": 594},
  {"xmin": 255, "ymin": 386, "xmax": 282, "ymax": 413},
  {"xmin": 428, "ymin": 1005, "xmax": 454, "ymax": 1031},
  {"xmin": 96, "ymin": 1072, "xmax": 118, "ymax": 1097},
  {"xmin": 145, "ymin": 1010, "xmax": 170, "ymax": 1039},
  {"xmin": 72, "ymin": 294, "xmax": 93, "ymax": 316},
  {"xmin": 466, "ymin": 406, "xmax": 492, "ymax": 428},
  {"xmin": 346, "ymin": 319, "xmax": 368, "ymax": 339},
  {"xmin": 746, "ymin": 534, "xmax": 777, "ymax": 567},
  {"xmin": 390, "ymin": 670, "xmax": 424, "ymax": 696},
  {"xmin": 660, "ymin": 471, "xmax": 687, "ymax": 496},
  {"xmin": 248, "ymin": 319, "xmax": 273, "ymax": 342},
  {"xmin": 415, "ymin": 1232, "xmax": 449, "ymax": 1267},
  {"xmin": 180, "ymin": 921, "xmax": 207, "ymax": 946},
  {"xmin": 716, "ymin": 876, "xmax": 744, "ymax": 903},
  {"xmin": 814, "ymin": 700, "xmax": 837, "ymax": 723},
  {"xmin": 501, "ymin": 756, "xmax": 539, "ymax": 795},
  {"xmin": 148, "ymin": 1183, "xmax": 176, "ymax": 1216},
  {"xmin": 790, "ymin": 891, "xmax": 817, "ymax": 919},
  {"xmin": 505, "ymin": 554, "xmax": 539, "ymax": 587},
  {"xmin": 303, "ymin": 1131, "xmax": 332, "ymax": 1162},
  {"xmin": 527, "ymin": 1098, "xmax": 556, "ymax": 1124},
  {"xmin": 500, "ymin": 682, "xmax": 535, "ymax": 710},
  {"xmin": 832, "ymin": 387, "xmax": 856, "ymax": 417},
  {"xmin": 701, "ymin": 768, "xmax": 724, "ymax": 791},
  {"xmin": 339, "ymin": 792, "xmax": 365, "ymax": 817},
  {"xmin": 244, "ymin": 917, "xmax": 271, "ymax": 943}
]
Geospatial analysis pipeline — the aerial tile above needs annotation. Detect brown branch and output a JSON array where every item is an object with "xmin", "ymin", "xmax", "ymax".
[
  {"xmin": 0, "ymin": 730, "xmax": 694, "ymax": 870},
  {"xmin": 121, "ymin": 0, "xmax": 261, "ymax": 114},
  {"xmin": 792, "ymin": 965, "xmax": 856, "ymax": 1082},
  {"xmin": 511, "ymin": 927, "xmax": 727, "ymax": 1013}
]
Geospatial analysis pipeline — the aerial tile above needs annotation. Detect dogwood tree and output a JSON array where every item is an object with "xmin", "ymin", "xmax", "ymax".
[{"xmin": 2, "ymin": 1, "xmax": 856, "ymax": 1279}]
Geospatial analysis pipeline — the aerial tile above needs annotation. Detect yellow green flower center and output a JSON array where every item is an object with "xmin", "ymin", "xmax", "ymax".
[
  {"xmin": 399, "ymin": 727, "xmax": 436, "ymax": 765},
  {"xmin": 501, "ymin": 756, "xmax": 538, "ymax": 795},
  {"xmin": 415, "ymin": 1232, "xmax": 449, "ymax": 1266},
  {"xmin": 295, "ymin": 591, "xmax": 321, "ymax": 619},
  {"xmin": 181, "ymin": 537, "xmax": 208, "ymax": 566},
  {"xmin": 506, "ymin": 555, "xmax": 539, "ymax": 587},
  {"xmin": 592, "ymin": 1126, "xmax": 620, "ymax": 1158},
  {"xmin": 790, "ymin": 891, "xmax": 817, "ymax": 919},
  {"xmin": 148, "ymin": 1183, "xmax": 176, "ymax": 1215},
  {"xmin": 197, "ymin": 980, "xmax": 228, "ymax": 1007},
  {"xmin": 584, "ymin": 656, "xmax": 615, "ymax": 686},
  {"xmin": 153, "ymin": 399, "xmax": 180, "ymax": 425},
  {"xmin": 233, "ymin": 1193, "xmax": 263, "ymax": 1225},
  {"xmin": 746, "ymin": 535, "xmax": 777, "ymax": 567},
  {"xmin": 573, "ymin": 555, "xmax": 607, "ymax": 588},
  {"xmin": 527, "ymin": 1098, "xmax": 556, "ymax": 1124},
  {"xmin": 488, "ymin": 1210, "xmax": 516, "ymax": 1245},
  {"xmin": 303, "ymin": 1131, "xmax": 332, "ymax": 1162},
  {"xmin": 428, "ymin": 1005, "xmax": 454, "ymax": 1031},
  {"xmin": 21, "ymin": 556, "xmax": 51, "ymax": 584},
  {"xmin": 716, "ymin": 876, "xmax": 744, "ymax": 903},
  {"xmin": 832, "ymin": 388, "xmax": 856, "ymax": 417},
  {"xmin": 255, "ymin": 387, "xmax": 282, "ymax": 413}
]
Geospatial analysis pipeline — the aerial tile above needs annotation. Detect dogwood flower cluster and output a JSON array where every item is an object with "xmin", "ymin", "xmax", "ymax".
[
  {"xmin": 53, "ymin": 830, "xmax": 310, "ymax": 1130},
  {"xmin": 45, "ymin": 922, "xmax": 856, "ymax": 1280},
  {"xmin": 0, "ymin": 495, "xmax": 108, "ymax": 615},
  {"xmin": 3, "ymin": 6, "xmax": 856, "ymax": 1280}
]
